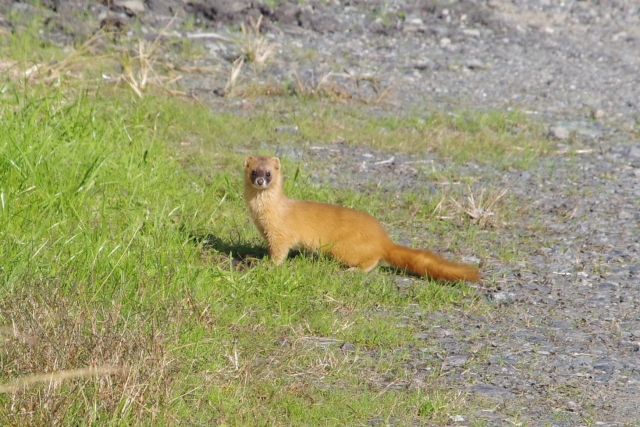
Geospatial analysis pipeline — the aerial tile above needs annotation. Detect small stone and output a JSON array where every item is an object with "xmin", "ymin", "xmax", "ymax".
[
  {"xmin": 274, "ymin": 3, "xmax": 301, "ymax": 25},
  {"xmin": 628, "ymin": 145, "xmax": 640, "ymax": 158},
  {"xmin": 618, "ymin": 211, "xmax": 634, "ymax": 220},
  {"xmin": 341, "ymin": 341, "xmax": 356, "ymax": 352},
  {"xmin": 612, "ymin": 31, "xmax": 628, "ymax": 42},
  {"xmin": 444, "ymin": 354, "xmax": 469, "ymax": 368},
  {"xmin": 571, "ymin": 356, "xmax": 593, "ymax": 368},
  {"xmin": 403, "ymin": 17, "xmax": 426, "ymax": 33},
  {"xmin": 274, "ymin": 126, "xmax": 299, "ymax": 134},
  {"xmin": 490, "ymin": 292, "xmax": 516, "ymax": 304},
  {"xmin": 413, "ymin": 59, "xmax": 435, "ymax": 70},
  {"xmin": 450, "ymin": 415, "xmax": 465, "ymax": 422},
  {"xmin": 462, "ymin": 28, "xmax": 481, "ymax": 37},
  {"xmin": 461, "ymin": 255, "xmax": 481, "ymax": 264},
  {"xmin": 11, "ymin": 2, "xmax": 29, "ymax": 10},
  {"xmin": 593, "ymin": 359, "xmax": 616, "ymax": 373},
  {"xmin": 549, "ymin": 126, "xmax": 570, "ymax": 140},
  {"xmin": 591, "ymin": 108, "xmax": 606, "ymax": 119},
  {"xmin": 598, "ymin": 282, "xmax": 619, "ymax": 291},
  {"xmin": 465, "ymin": 58, "xmax": 486, "ymax": 70},
  {"xmin": 395, "ymin": 277, "xmax": 412, "ymax": 289},
  {"xmin": 368, "ymin": 17, "xmax": 390, "ymax": 35},
  {"xmin": 114, "ymin": 0, "xmax": 145, "ymax": 14},
  {"xmin": 575, "ymin": 127, "xmax": 600, "ymax": 140},
  {"xmin": 470, "ymin": 384, "xmax": 517, "ymax": 400}
]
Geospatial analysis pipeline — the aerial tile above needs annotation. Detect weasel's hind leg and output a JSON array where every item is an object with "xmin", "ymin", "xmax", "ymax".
[
  {"xmin": 357, "ymin": 258, "xmax": 380, "ymax": 272},
  {"xmin": 336, "ymin": 249, "xmax": 381, "ymax": 272},
  {"xmin": 331, "ymin": 242, "xmax": 383, "ymax": 272}
]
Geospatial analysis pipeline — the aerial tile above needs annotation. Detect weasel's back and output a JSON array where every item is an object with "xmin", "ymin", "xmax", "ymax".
[{"xmin": 285, "ymin": 199, "xmax": 391, "ymax": 246}]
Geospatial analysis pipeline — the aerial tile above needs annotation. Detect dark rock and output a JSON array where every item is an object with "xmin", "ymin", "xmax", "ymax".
[
  {"xmin": 469, "ymin": 384, "xmax": 517, "ymax": 400},
  {"xmin": 443, "ymin": 354, "xmax": 469, "ymax": 369}
]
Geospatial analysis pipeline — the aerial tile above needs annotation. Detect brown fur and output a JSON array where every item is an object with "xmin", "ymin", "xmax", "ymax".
[{"xmin": 243, "ymin": 156, "xmax": 480, "ymax": 282}]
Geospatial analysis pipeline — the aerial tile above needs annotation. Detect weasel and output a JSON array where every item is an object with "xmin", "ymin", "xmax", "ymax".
[{"xmin": 243, "ymin": 156, "xmax": 480, "ymax": 282}]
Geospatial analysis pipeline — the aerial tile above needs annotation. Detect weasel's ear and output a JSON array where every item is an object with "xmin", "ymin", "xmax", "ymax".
[
  {"xmin": 272, "ymin": 157, "xmax": 281, "ymax": 169},
  {"xmin": 244, "ymin": 156, "xmax": 254, "ymax": 168}
]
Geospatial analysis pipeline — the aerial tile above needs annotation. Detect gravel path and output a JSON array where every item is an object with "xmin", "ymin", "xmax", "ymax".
[
  {"xmin": 290, "ymin": 137, "xmax": 640, "ymax": 426},
  {"xmin": 4, "ymin": 0, "xmax": 639, "ymax": 424}
]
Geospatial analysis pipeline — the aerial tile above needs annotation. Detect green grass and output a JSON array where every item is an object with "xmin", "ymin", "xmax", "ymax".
[
  {"xmin": 0, "ymin": 17, "xmax": 553, "ymax": 424},
  {"xmin": 0, "ymin": 83, "xmax": 492, "ymax": 426}
]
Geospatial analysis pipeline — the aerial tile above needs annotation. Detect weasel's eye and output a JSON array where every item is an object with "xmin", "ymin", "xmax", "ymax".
[
  {"xmin": 251, "ymin": 171, "xmax": 257, "ymax": 176},
  {"xmin": 266, "ymin": 172, "xmax": 271, "ymax": 178}
]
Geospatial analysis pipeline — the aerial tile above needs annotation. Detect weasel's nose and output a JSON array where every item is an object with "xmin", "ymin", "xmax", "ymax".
[{"xmin": 256, "ymin": 177, "xmax": 265, "ymax": 186}]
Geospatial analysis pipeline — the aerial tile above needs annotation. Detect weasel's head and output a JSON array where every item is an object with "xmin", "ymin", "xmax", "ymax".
[{"xmin": 244, "ymin": 156, "xmax": 281, "ymax": 190}]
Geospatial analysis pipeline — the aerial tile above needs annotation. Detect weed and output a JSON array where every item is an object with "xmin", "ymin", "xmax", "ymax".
[
  {"xmin": 223, "ymin": 56, "xmax": 244, "ymax": 95},
  {"xmin": 282, "ymin": 70, "xmax": 395, "ymax": 104},
  {"xmin": 116, "ymin": 17, "xmax": 184, "ymax": 97},
  {"xmin": 448, "ymin": 187, "xmax": 509, "ymax": 228},
  {"xmin": 0, "ymin": 31, "xmax": 106, "ymax": 88},
  {"xmin": 236, "ymin": 15, "xmax": 274, "ymax": 66}
]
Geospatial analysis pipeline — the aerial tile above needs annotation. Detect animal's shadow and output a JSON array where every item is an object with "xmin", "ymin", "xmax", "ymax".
[
  {"xmin": 190, "ymin": 232, "xmax": 312, "ymax": 269},
  {"xmin": 190, "ymin": 232, "xmax": 265, "ymax": 268}
]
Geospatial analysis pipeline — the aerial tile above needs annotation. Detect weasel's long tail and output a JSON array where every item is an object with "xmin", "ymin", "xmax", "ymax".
[{"xmin": 384, "ymin": 244, "xmax": 480, "ymax": 282}]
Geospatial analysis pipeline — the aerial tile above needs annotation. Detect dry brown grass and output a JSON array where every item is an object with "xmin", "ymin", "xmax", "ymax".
[
  {"xmin": 230, "ymin": 70, "xmax": 395, "ymax": 103},
  {"xmin": 0, "ymin": 284, "xmax": 177, "ymax": 426},
  {"xmin": 0, "ymin": 29, "xmax": 187, "ymax": 98},
  {"xmin": 436, "ymin": 186, "xmax": 509, "ymax": 228},
  {"xmin": 0, "ymin": 367, "xmax": 122, "ymax": 394},
  {"xmin": 289, "ymin": 70, "xmax": 395, "ymax": 104},
  {"xmin": 222, "ymin": 56, "xmax": 245, "ymax": 96},
  {"xmin": 237, "ymin": 15, "xmax": 274, "ymax": 66},
  {"xmin": 0, "ymin": 32, "xmax": 107, "ymax": 86},
  {"xmin": 116, "ymin": 17, "xmax": 185, "ymax": 98}
]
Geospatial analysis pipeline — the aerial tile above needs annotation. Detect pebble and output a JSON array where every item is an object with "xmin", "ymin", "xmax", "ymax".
[
  {"xmin": 341, "ymin": 341, "xmax": 356, "ymax": 352},
  {"xmin": 394, "ymin": 277, "xmax": 412, "ymax": 289},
  {"xmin": 470, "ymin": 384, "xmax": 517, "ymax": 400},
  {"xmin": 462, "ymin": 28, "xmax": 481, "ymax": 38},
  {"xmin": 592, "ymin": 108, "xmax": 606, "ymax": 120},
  {"xmin": 618, "ymin": 211, "xmax": 634, "ymax": 220},
  {"xmin": 490, "ymin": 292, "xmax": 516, "ymax": 305},
  {"xmin": 464, "ymin": 58, "xmax": 486, "ymax": 70},
  {"xmin": 628, "ymin": 145, "xmax": 640, "ymax": 158},
  {"xmin": 114, "ymin": 0, "xmax": 145, "ymax": 14},
  {"xmin": 274, "ymin": 125, "xmax": 299, "ymax": 134},
  {"xmin": 549, "ymin": 126, "xmax": 571, "ymax": 140}
]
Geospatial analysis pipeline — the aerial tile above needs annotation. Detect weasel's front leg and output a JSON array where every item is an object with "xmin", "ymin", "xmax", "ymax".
[{"xmin": 268, "ymin": 242, "xmax": 292, "ymax": 265}]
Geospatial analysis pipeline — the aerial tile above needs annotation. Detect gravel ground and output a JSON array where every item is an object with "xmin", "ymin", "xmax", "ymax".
[{"xmin": 3, "ymin": 0, "xmax": 639, "ymax": 424}]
